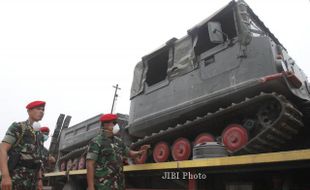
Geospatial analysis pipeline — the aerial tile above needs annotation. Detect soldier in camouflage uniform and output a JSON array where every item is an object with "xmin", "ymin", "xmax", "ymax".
[
  {"xmin": 86, "ymin": 114, "xmax": 150, "ymax": 190},
  {"xmin": 39, "ymin": 127, "xmax": 50, "ymax": 171},
  {"xmin": 0, "ymin": 101, "xmax": 46, "ymax": 190},
  {"xmin": 39, "ymin": 126, "xmax": 56, "ymax": 173}
]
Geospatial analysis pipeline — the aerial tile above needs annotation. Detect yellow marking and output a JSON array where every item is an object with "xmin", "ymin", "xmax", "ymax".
[
  {"xmin": 124, "ymin": 149, "xmax": 310, "ymax": 172},
  {"xmin": 69, "ymin": 169, "xmax": 87, "ymax": 175},
  {"xmin": 44, "ymin": 169, "xmax": 87, "ymax": 177},
  {"xmin": 44, "ymin": 149, "xmax": 310, "ymax": 176},
  {"xmin": 44, "ymin": 171, "xmax": 66, "ymax": 177},
  {"xmin": 124, "ymin": 161, "xmax": 178, "ymax": 171}
]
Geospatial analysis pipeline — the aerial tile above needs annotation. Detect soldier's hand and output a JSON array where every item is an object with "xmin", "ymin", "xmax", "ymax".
[
  {"xmin": 136, "ymin": 145, "xmax": 151, "ymax": 157},
  {"xmin": 140, "ymin": 144, "xmax": 151, "ymax": 151},
  {"xmin": 1, "ymin": 175, "xmax": 12, "ymax": 190},
  {"xmin": 48, "ymin": 155, "xmax": 56, "ymax": 164}
]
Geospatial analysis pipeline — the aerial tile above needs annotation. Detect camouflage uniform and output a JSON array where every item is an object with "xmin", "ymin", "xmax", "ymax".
[
  {"xmin": 86, "ymin": 132, "xmax": 130, "ymax": 190},
  {"xmin": 40, "ymin": 146, "xmax": 50, "ymax": 172},
  {"xmin": 1, "ymin": 121, "xmax": 44, "ymax": 190}
]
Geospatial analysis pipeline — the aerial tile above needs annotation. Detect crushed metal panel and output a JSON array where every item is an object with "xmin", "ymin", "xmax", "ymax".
[
  {"xmin": 130, "ymin": 61, "xmax": 145, "ymax": 99},
  {"xmin": 168, "ymin": 36, "xmax": 195, "ymax": 79}
]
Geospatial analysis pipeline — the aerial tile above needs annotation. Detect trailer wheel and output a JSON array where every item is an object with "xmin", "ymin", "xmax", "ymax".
[
  {"xmin": 194, "ymin": 133, "xmax": 215, "ymax": 145},
  {"xmin": 60, "ymin": 161, "xmax": 66, "ymax": 171},
  {"xmin": 172, "ymin": 137, "xmax": 191, "ymax": 161},
  {"xmin": 153, "ymin": 141, "xmax": 170, "ymax": 163},
  {"xmin": 66, "ymin": 159, "xmax": 73, "ymax": 171},
  {"xmin": 78, "ymin": 156, "xmax": 86, "ymax": 170},
  {"xmin": 222, "ymin": 124, "xmax": 248, "ymax": 151},
  {"xmin": 72, "ymin": 158, "xmax": 79, "ymax": 170}
]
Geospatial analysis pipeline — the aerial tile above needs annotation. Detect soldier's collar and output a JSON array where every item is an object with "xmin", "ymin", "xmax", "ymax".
[{"xmin": 25, "ymin": 120, "xmax": 31, "ymax": 127}]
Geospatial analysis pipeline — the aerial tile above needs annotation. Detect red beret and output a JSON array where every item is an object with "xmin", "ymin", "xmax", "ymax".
[
  {"xmin": 100, "ymin": 114, "xmax": 118, "ymax": 122},
  {"xmin": 40, "ymin": 126, "xmax": 50, "ymax": 133},
  {"xmin": 26, "ymin": 101, "xmax": 46, "ymax": 110}
]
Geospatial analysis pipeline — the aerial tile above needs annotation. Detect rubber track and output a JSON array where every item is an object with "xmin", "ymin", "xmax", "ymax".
[{"xmin": 131, "ymin": 92, "xmax": 304, "ymax": 156}]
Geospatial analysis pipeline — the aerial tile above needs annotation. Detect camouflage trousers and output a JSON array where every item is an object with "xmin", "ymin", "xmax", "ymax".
[
  {"xmin": 95, "ymin": 183, "xmax": 125, "ymax": 190},
  {"xmin": 0, "ymin": 167, "xmax": 37, "ymax": 190},
  {"xmin": 94, "ymin": 176, "xmax": 125, "ymax": 190}
]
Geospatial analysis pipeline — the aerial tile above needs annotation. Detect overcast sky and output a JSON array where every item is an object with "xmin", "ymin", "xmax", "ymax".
[{"xmin": 0, "ymin": 0, "xmax": 309, "ymax": 147}]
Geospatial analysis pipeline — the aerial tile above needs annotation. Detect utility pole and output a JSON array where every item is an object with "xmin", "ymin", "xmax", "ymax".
[{"xmin": 111, "ymin": 84, "xmax": 121, "ymax": 114}]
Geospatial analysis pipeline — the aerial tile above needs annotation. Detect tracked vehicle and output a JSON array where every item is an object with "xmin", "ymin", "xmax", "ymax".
[
  {"xmin": 48, "ymin": 113, "xmax": 128, "ymax": 172},
  {"xmin": 44, "ymin": 1, "xmax": 310, "ymax": 189},
  {"xmin": 128, "ymin": 0, "xmax": 310, "ymax": 163}
]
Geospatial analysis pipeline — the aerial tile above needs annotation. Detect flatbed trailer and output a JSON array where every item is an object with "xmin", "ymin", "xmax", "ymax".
[{"xmin": 45, "ymin": 149, "xmax": 310, "ymax": 190}]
